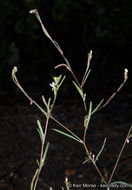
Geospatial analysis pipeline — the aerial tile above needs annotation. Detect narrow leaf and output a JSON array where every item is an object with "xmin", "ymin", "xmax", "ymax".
[
  {"xmin": 47, "ymin": 98, "xmax": 51, "ymax": 112},
  {"xmin": 30, "ymin": 169, "xmax": 39, "ymax": 190},
  {"xmin": 53, "ymin": 75, "xmax": 62, "ymax": 85},
  {"xmin": 53, "ymin": 128, "xmax": 81, "ymax": 143},
  {"xmin": 33, "ymin": 101, "xmax": 47, "ymax": 117},
  {"xmin": 41, "ymin": 25, "xmax": 51, "ymax": 39},
  {"xmin": 42, "ymin": 142, "xmax": 49, "ymax": 167},
  {"xmin": 37, "ymin": 120, "xmax": 44, "ymax": 143},
  {"xmin": 65, "ymin": 58, "xmax": 71, "ymax": 68},
  {"xmin": 92, "ymin": 99, "xmax": 104, "ymax": 115},
  {"xmin": 29, "ymin": 9, "xmax": 51, "ymax": 39},
  {"xmin": 95, "ymin": 138, "xmax": 106, "ymax": 161},
  {"xmin": 42, "ymin": 95, "xmax": 48, "ymax": 108},
  {"xmin": 85, "ymin": 101, "xmax": 92, "ymax": 130},
  {"xmin": 37, "ymin": 128, "xmax": 43, "ymax": 143},
  {"xmin": 82, "ymin": 69, "xmax": 91, "ymax": 86},
  {"xmin": 58, "ymin": 75, "xmax": 66, "ymax": 89},
  {"xmin": 72, "ymin": 81, "xmax": 84, "ymax": 99},
  {"xmin": 36, "ymin": 159, "xmax": 39, "ymax": 166},
  {"xmin": 54, "ymin": 40, "xmax": 62, "ymax": 52},
  {"xmin": 110, "ymin": 181, "xmax": 132, "ymax": 188}
]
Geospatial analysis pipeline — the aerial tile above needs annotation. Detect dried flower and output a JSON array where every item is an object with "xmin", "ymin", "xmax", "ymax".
[{"xmin": 124, "ymin": 68, "xmax": 128, "ymax": 81}]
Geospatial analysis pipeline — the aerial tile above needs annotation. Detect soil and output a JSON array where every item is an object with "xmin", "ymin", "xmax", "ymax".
[{"xmin": 0, "ymin": 93, "xmax": 132, "ymax": 190}]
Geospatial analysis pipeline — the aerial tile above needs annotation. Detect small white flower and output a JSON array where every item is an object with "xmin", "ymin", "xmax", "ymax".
[
  {"xmin": 49, "ymin": 82, "xmax": 56, "ymax": 88},
  {"xmin": 124, "ymin": 68, "xmax": 128, "ymax": 81}
]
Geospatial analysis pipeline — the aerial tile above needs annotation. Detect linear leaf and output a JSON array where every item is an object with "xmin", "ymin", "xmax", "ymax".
[
  {"xmin": 37, "ymin": 120, "xmax": 44, "ymax": 143},
  {"xmin": 85, "ymin": 101, "xmax": 92, "ymax": 130},
  {"xmin": 82, "ymin": 69, "xmax": 91, "ymax": 86},
  {"xmin": 95, "ymin": 138, "xmax": 106, "ymax": 161},
  {"xmin": 47, "ymin": 98, "xmax": 51, "ymax": 112},
  {"xmin": 33, "ymin": 101, "xmax": 47, "ymax": 117},
  {"xmin": 65, "ymin": 58, "xmax": 71, "ymax": 68},
  {"xmin": 42, "ymin": 95, "xmax": 48, "ymax": 108},
  {"xmin": 72, "ymin": 81, "xmax": 84, "ymax": 99},
  {"xmin": 110, "ymin": 181, "xmax": 132, "ymax": 188},
  {"xmin": 36, "ymin": 159, "xmax": 39, "ymax": 166},
  {"xmin": 37, "ymin": 128, "xmax": 43, "ymax": 143},
  {"xmin": 54, "ymin": 40, "xmax": 62, "ymax": 52},
  {"xmin": 58, "ymin": 75, "xmax": 66, "ymax": 89},
  {"xmin": 30, "ymin": 169, "xmax": 39, "ymax": 190},
  {"xmin": 42, "ymin": 142, "xmax": 49, "ymax": 167},
  {"xmin": 92, "ymin": 99, "xmax": 104, "ymax": 114},
  {"xmin": 53, "ymin": 128, "xmax": 81, "ymax": 143}
]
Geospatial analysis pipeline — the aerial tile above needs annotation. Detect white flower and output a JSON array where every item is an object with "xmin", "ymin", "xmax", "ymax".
[{"xmin": 49, "ymin": 82, "xmax": 56, "ymax": 88}]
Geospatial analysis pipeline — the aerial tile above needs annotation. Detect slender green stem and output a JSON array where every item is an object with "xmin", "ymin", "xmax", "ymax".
[
  {"xmin": 83, "ymin": 129, "xmax": 87, "ymax": 144},
  {"xmin": 98, "ymin": 69, "xmax": 128, "ymax": 112},
  {"xmin": 81, "ymin": 51, "xmax": 92, "ymax": 87},
  {"xmin": 50, "ymin": 115, "xmax": 83, "ymax": 144},
  {"xmin": 33, "ymin": 116, "xmax": 50, "ymax": 190},
  {"xmin": 50, "ymin": 92, "xmax": 57, "ymax": 112},
  {"xmin": 108, "ymin": 125, "xmax": 132, "ymax": 184},
  {"xmin": 51, "ymin": 115, "xmax": 108, "ymax": 186},
  {"xmin": 83, "ymin": 142, "xmax": 107, "ymax": 185}
]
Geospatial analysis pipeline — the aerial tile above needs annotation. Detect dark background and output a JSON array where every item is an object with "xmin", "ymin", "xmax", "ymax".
[
  {"xmin": 0, "ymin": 1, "xmax": 132, "ymax": 189},
  {"xmin": 0, "ymin": 0, "xmax": 132, "ymax": 101}
]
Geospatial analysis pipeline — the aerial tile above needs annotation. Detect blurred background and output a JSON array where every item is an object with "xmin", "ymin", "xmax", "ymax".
[
  {"xmin": 0, "ymin": 0, "xmax": 132, "ymax": 101},
  {"xmin": 0, "ymin": 1, "xmax": 132, "ymax": 189}
]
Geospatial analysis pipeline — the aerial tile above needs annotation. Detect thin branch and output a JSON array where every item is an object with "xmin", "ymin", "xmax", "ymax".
[
  {"xmin": 50, "ymin": 115, "xmax": 83, "ymax": 144},
  {"xmin": 30, "ymin": 9, "xmax": 81, "ymax": 88},
  {"xmin": 83, "ymin": 142, "xmax": 107, "ymax": 185},
  {"xmin": 81, "ymin": 50, "xmax": 92, "ymax": 87},
  {"xmin": 33, "ymin": 117, "xmax": 50, "ymax": 190},
  {"xmin": 108, "ymin": 125, "xmax": 132, "ymax": 184},
  {"xmin": 98, "ymin": 68, "xmax": 128, "ymax": 111}
]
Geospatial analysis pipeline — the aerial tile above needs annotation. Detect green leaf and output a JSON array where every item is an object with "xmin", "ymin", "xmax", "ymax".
[
  {"xmin": 85, "ymin": 101, "xmax": 92, "ymax": 130},
  {"xmin": 37, "ymin": 120, "xmax": 44, "ymax": 143},
  {"xmin": 95, "ymin": 138, "xmax": 106, "ymax": 161},
  {"xmin": 42, "ymin": 95, "xmax": 48, "ymax": 108},
  {"xmin": 30, "ymin": 169, "xmax": 39, "ymax": 190},
  {"xmin": 65, "ymin": 58, "xmax": 71, "ymax": 68},
  {"xmin": 37, "ymin": 128, "xmax": 43, "ymax": 143},
  {"xmin": 54, "ymin": 40, "xmax": 62, "ymax": 52},
  {"xmin": 110, "ymin": 181, "xmax": 132, "ymax": 188},
  {"xmin": 39, "ymin": 20, "xmax": 51, "ymax": 39},
  {"xmin": 33, "ymin": 101, "xmax": 47, "ymax": 117},
  {"xmin": 53, "ymin": 129, "xmax": 81, "ymax": 143},
  {"xmin": 41, "ymin": 142, "xmax": 49, "ymax": 167},
  {"xmin": 47, "ymin": 98, "xmax": 51, "ymax": 112},
  {"xmin": 53, "ymin": 75, "xmax": 62, "ymax": 85},
  {"xmin": 30, "ymin": 9, "xmax": 50, "ymax": 40},
  {"xmin": 92, "ymin": 99, "xmax": 104, "ymax": 114},
  {"xmin": 82, "ymin": 69, "xmax": 91, "ymax": 86},
  {"xmin": 58, "ymin": 75, "xmax": 66, "ymax": 89},
  {"xmin": 36, "ymin": 159, "xmax": 39, "ymax": 166},
  {"xmin": 72, "ymin": 81, "xmax": 84, "ymax": 99}
]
